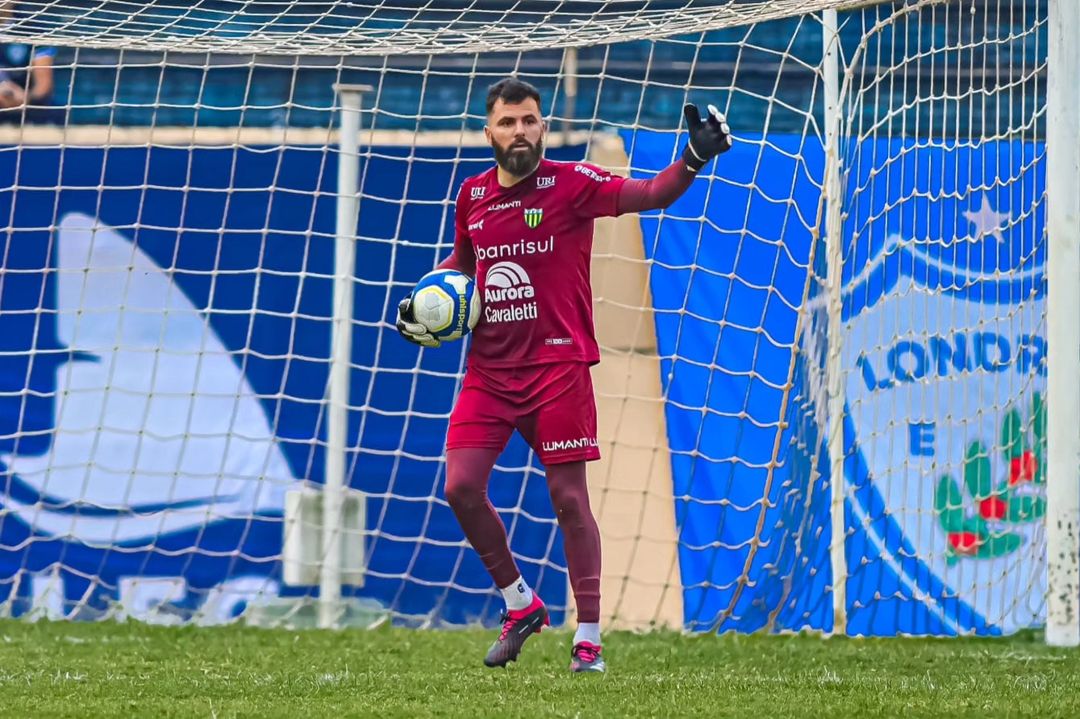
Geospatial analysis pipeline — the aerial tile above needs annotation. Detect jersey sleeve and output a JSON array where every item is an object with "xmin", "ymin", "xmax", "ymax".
[
  {"xmin": 568, "ymin": 162, "xmax": 629, "ymax": 219},
  {"xmin": 438, "ymin": 183, "xmax": 477, "ymax": 277}
]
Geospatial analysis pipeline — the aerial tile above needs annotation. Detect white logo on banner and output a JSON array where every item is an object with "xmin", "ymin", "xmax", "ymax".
[
  {"xmin": 834, "ymin": 193, "xmax": 1045, "ymax": 634},
  {"xmin": 0, "ymin": 213, "xmax": 298, "ymax": 544}
]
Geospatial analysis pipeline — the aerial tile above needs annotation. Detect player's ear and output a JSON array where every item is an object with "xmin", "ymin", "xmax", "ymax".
[{"xmin": 483, "ymin": 124, "xmax": 493, "ymax": 146}]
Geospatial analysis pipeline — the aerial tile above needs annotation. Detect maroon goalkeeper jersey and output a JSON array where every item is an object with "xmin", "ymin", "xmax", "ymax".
[{"xmin": 450, "ymin": 158, "xmax": 628, "ymax": 369}]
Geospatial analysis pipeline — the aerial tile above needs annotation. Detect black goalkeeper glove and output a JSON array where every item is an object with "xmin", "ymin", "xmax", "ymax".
[
  {"xmin": 396, "ymin": 295, "xmax": 441, "ymax": 349},
  {"xmin": 681, "ymin": 103, "xmax": 733, "ymax": 172}
]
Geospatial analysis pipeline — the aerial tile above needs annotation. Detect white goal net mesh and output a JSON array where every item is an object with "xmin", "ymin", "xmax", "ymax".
[
  {"xmin": 0, "ymin": 0, "xmax": 1051, "ymax": 635},
  {"xmin": 9, "ymin": 1, "xmax": 875, "ymax": 55}
]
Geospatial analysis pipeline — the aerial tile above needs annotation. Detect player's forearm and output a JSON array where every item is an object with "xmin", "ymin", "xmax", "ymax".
[
  {"xmin": 615, "ymin": 159, "xmax": 697, "ymax": 215},
  {"xmin": 436, "ymin": 253, "xmax": 462, "ymax": 272},
  {"xmin": 436, "ymin": 251, "xmax": 475, "ymax": 277}
]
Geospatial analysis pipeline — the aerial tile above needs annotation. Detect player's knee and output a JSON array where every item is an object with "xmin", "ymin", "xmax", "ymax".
[
  {"xmin": 550, "ymin": 484, "xmax": 588, "ymax": 521},
  {"xmin": 445, "ymin": 473, "xmax": 484, "ymax": 511}
]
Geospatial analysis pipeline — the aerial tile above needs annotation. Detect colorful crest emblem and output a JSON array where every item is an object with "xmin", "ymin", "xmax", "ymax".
[{"xmin": 524, "ymin": 208, "xmax": 543, "ymax": 229}]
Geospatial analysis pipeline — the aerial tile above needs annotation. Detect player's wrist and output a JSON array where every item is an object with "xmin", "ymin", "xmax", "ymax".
[
  {"xmin": 682, "ymin": 143, "xmax": 707, "ymax": 172},
  {"xmin": 681, "ymin": 103, "xmax": 732, "ymax": 173}
]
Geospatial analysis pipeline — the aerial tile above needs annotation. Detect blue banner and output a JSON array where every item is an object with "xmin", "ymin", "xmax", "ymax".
[
  {"xmin": 0, "ymin": 143, "xmax": 586, "ymax": 625},
  {"xmin": 627, "ymin": 130, "xmax": 831, "ymax": 633},
  {"xmin": 626, "ymin": 130, "xmax": 1046, "ymax": 636}
]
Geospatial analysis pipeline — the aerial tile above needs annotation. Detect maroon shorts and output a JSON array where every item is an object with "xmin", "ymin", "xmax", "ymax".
[{"xmin": 446, "ymin": 362, "xmax": 600, "ymax": 465}]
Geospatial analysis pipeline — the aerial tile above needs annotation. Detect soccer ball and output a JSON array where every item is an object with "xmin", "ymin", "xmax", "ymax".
[{"xmin": 411, "ymin": 269, "xmax": 481, "ymax": 341}]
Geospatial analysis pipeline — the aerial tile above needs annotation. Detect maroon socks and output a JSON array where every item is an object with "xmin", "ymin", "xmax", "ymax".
[{"xmin": 445, "ymin": 448, "xmax": 602, "ymax": 622}]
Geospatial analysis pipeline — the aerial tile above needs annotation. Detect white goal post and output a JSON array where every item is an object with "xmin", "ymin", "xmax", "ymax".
[{"xmin": 1045, "ymin": 0, "xmax": 1080, "ymax": 648}]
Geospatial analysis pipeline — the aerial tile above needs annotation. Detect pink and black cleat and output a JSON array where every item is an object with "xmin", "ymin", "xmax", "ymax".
[
  {"xmin": 569, "ymin": 641, "xmax": 606, "ymax": 673},
  {"xmin": 483, "ymin": 594, "xmax": 550, "ymax": 668}
]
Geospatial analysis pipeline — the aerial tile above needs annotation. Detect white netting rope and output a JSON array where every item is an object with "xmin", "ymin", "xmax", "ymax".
[{"xmin": 6, "ymin": 0, "xmax": 883, "ymax": 55}]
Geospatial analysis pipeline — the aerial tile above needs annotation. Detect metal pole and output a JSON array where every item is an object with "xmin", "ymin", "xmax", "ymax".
[
  {"xmin": 321, "ymin": 83, "xmax": 371, "ymax": 629},
  {"xmin": 1046, "ymin": 0, "xmax": 1080, "ymax": 648},
  {"xmin": 562, "ymin": 47, "xmax": 578, "ymax": 145},
  {"xmin": 822, "ymin": 7, "xmax": 847, "ymax": 637}
]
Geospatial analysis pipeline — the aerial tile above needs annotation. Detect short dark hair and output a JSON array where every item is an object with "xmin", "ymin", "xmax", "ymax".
[{"xmin": 485, "ymin": 77, "xmax": 542, "ymax": 116}]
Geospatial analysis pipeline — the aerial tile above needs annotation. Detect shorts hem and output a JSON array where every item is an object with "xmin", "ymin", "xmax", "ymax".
[
  {"xmin": 538, "ymin": 451, "xmax": 602, "ymax": 466},
  {"xmin": 445, "ymin": 440, "xmax": 507, "ymax": 451}
]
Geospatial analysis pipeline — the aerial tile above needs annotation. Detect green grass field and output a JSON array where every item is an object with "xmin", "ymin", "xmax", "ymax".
[{"xmin": 2, "ymin": 619, "xmax": 1079, "ymax": 718}]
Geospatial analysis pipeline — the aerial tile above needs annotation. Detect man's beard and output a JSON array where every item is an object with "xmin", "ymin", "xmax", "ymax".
[{"xmin": 493, "ymin": 137, "xmax": 543, "ymax": 177}]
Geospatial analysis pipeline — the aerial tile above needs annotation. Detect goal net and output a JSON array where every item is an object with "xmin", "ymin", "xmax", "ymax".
[{"xmin": 0, "ymin": 0, "xmax": 1061, "ymax": 636}]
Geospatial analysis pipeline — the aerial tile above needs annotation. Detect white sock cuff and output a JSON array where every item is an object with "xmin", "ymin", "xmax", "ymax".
[
  {"xmin": 573, "ymin": 622, "xmax": 602, "ymax": 646},
  {"xmin": 499, "ymin": 576, "xmax": 533, "ymax": 611}
]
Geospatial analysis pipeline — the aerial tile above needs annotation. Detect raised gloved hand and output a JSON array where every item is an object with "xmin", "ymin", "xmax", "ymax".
[
  {"xmin": 682, "ymin": 103, "xmax": 733, "ymax": 172},
  {"xmin": 396, "ymin": 295, "xmax": 440, "ymax": 348}
]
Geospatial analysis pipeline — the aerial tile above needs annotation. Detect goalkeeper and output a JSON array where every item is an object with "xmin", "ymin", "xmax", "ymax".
[{"xmin": 397, "ymin": 77, "xmax": 731, "ymax": 673}]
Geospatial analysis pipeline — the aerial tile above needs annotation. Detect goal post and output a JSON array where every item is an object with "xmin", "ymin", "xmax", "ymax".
[
  {"xmin": 1046, "ymin": 0, "xmax": 1080, "ymax": 648},
  {"xmin": 0, "ymin": 0, "xmax": 1072, "ymax": 641},
  {"xmin": 320, "ymin": 83, "xmax": 371, "ymax": 629},
  {"xmin": 821, "ymin": 5, "xmax": 847, "ymax": 636}
]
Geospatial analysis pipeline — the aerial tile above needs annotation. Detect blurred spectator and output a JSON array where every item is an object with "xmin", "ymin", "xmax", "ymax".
[{"xmin": 0, "ymin": 1, "xmax": 61, "ymax": 125}]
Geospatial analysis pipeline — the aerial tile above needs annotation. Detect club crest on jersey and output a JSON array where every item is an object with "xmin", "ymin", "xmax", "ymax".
[
  {"xmin": 536, "ymin": 176, "xmax": 556, "ymax": 189},
  {"xmin": 471, "ymin": 186, "xmax": 486, "ymax": 200},
  {"xmin": 524, "ymin": 208, "xmax": 543, "ymax": 229}
]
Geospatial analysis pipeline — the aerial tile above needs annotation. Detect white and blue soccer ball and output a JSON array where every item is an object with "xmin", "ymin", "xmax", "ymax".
[{"xmin": 411, "ymin": 269, "xmax": 481, "ymax": 341}]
